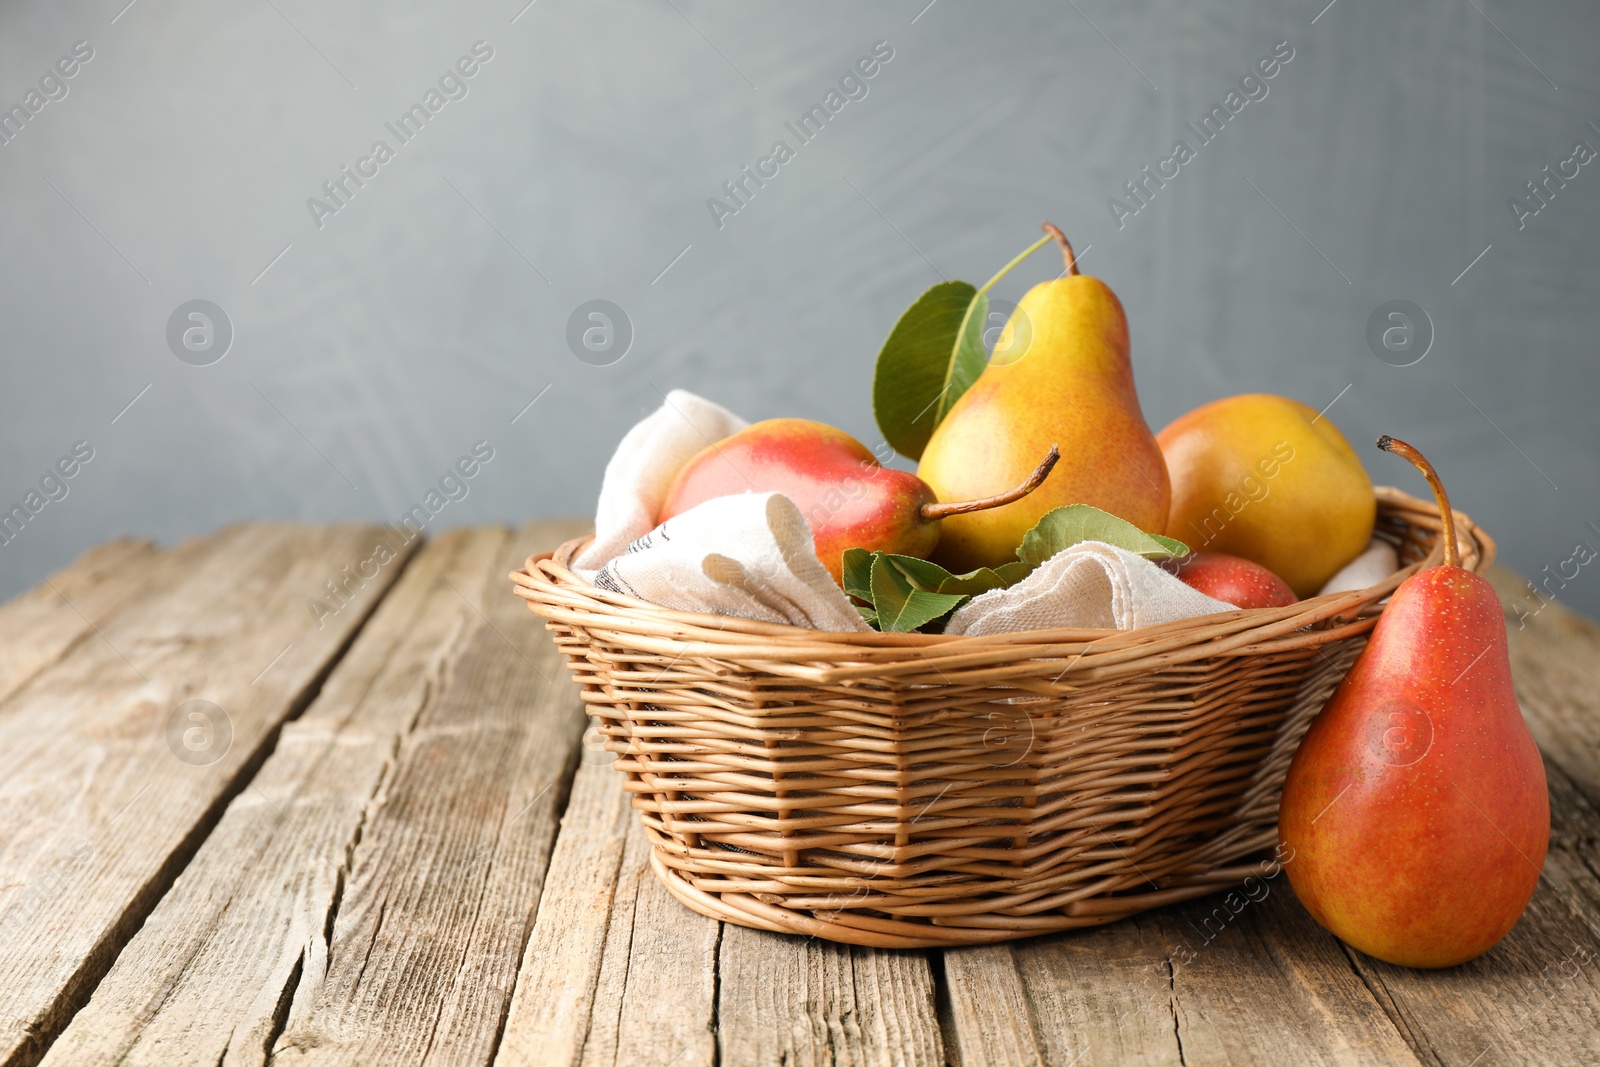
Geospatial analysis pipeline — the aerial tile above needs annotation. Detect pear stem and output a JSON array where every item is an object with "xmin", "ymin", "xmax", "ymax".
[
  {"xmin": 1042, "ymin": 221, "xmax": 1079, "ymax": 276},
  {"xmin": 940, "ymin": 235, "xmax": 1058, "ymax": 419},
  {"xmin": 977, "ymin": 232, "xmax": 1054, "ymax": 297},
  {"xmin": 1377, "ymin": 435, "xmax": 1459, "ymax": 569},
  {"xmin": 921, "ymin": 445, "xmax": 1060, "ymax": 521}
]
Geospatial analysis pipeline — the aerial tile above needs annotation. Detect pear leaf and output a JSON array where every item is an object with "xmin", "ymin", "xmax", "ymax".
[
  {"xmin": 841, "ymin": 547, "xmax": 874, "ymax": 604},
  {"xmin": 870, "ymin": 553, "xmax": 968, "ymax": 633},
  {"xmin": 951, "ymin": 290, "xmax": 992, "ymax": 392},
  {"xmin": 985, "ymin": 560, "xmax": 1035, "ymax": 587},
  {"xmin": 1151, "ymin": 533, "xmax": 1192, "ymax": 556},
  {"xmin": 872, "ymin": 281, "xmax": 986, "ymax": 461},
  {"xmin": 841, "ymin": 549, "xmax": 1034, "ymax": 632},
  {"xmin": 1016, "ymin": 505, "xmax": 1190, "ymax": 569},
  {"xmin": 879, "ymin": 553, "xmax": 1029, "ymax": 597},
  {"xmin": 871, "ymin": 231, "xmax": 1062, "ymax": 460}
]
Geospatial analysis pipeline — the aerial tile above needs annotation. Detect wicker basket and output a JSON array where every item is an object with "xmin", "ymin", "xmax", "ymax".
[{"xmin": 510, "ymin": 487, "xmax": 1493, "ymax": 948}]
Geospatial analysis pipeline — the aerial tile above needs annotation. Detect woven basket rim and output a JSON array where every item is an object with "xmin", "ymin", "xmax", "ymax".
[{"xmin": 510, "ymin": 485, "xmax": 1492, "ymax": 652}]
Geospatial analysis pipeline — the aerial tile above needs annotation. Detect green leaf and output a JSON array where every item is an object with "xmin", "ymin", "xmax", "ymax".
[
  {"xmin": 870, "ymin": 554, "xmax": 968, "ymax": 633},
  {"xmin": 951, "ymin": 290, "xmax": 992, "ymax": 396},
  {"xmin": 871, "ymin": 281, "xmax": 985, "ymax": 461},
  {"xmin": 872, "ymin": 233, "xmax": 1058, "ymax": 460},
  {"xmin": 878, "ymin": 554, "xmax": 1029, "ymax": 597},
  {"xmin": 840, "ymin": 548, "xmax": 1034, "ymax": 632},
  {"xmin": 841, "ymin": 547, "xmax": 874, "ymax": 603},
  {"xmin": 1015, "ymin": 505, "xmax": 1191, "ymax": 569},
  {"xmin": 876, "ymin": 553, "xmax": 956, "ymax": 590},
  {"xmin": 1151, "ymin": 533, "xmax": 1190, "ymax": 555},
  {"xmin": 989, "ymin": 560, "xmax": 1034, "ymax": 586}
]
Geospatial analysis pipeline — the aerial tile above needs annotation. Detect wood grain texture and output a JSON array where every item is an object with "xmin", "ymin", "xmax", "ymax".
[
  {"xmin": 265, "ymin": 520, "xmax": 588, "ymax": 1065},
  {"xmin": 1013, "ymin": 923, "xmax": 1190, "ymax": 1067},
  {"xmin": 717, "ymin": 926, "xmax": 943, "ymax": 1067},
  {"xmin": 959, "ymin": 880, "xmax": 1422, "ymax": 1067},
  {"xmin": 9, "ymin": 540, "xmax": 1600, "ymax": 1067},
  {"xmin": 494, "ymin": 762, "xmax": 633, "ymax": 1067},
  {"xmin": 0, "ymin": 522, "xmax": 413, "ymax": 1067},
  {"xmin": 1491, "ymin": 565, "xmax": 1600, "ymax": 806},
  {"xmin": 941, "ymin": 946, "xmax": 1045, "ymax": 1067},
  {"xmin": 1134, "ymin": 893, "xmax": 1423, "ymax": 1066},
  {"xmin": 34, "ymin": 525, "xmax": 560, "ymax": 1066},
  {"xmin": 576, "ymin": 819, "xmax": 720, "ymax": 1067},
  {"xmin": 0, "ymin": 538, "xmax": 162, "ymax": 707},
  {"xmin": 1339, "ymin": 759, "xmax": 1600, "ymax": 1067}
]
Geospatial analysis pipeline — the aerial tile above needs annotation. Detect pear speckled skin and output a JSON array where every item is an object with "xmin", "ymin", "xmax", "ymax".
[
  {"xmin": 658, "ymin": 418, "xmax": 939, "ymax": 584},
  {"xmin": 1279, "ymin": 554, "xmax": 1549, "ymax": 968},
  {"xmin": 1159, "ymin": 394, "xmax": 1375, "ymax": 598},
  {"xmin": 916, "ymin": 273, "xmax": 1169, "ymax": 574},
  {"xmin": 1172, "ymin": 551, "xmax": 1298, "ymax": 609}
]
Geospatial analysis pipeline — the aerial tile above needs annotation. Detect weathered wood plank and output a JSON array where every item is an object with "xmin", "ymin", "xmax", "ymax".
[
  {"xmin": 938, "ymin": 817, "xmax": 1421, "ymax": 1058},
  {"xmin": 494, "ymin": 762, "xmax": 634, "ymax": 1067},
  {"xmin": 575, "ymin": 819, "xmax": 720, "ymax": 1067},
  {"xmin": 0, "ymin": 538, "xmax": 162, "ymax": 706},
  {"xmin": 1005, "ymin": 923, "xmax": 1177, "ymax": 1067},
  {"xmin": 34, "ymin": 525, "xmax": 535, "ymax": 1065},
  {"xmin": 263, "ymin": 520, "xmax": 589, "ymax": 1065},
  {"xmin": 1341, "ymin": 759, "xmax": 1600, "ymax": 1067},
  {"xmin": 1134, "ymin": 893, "xmax": 1423, "ymax": 1066},
  {"xmin": 0, "ymin": 522, "xmax": 414, "ymax": 1067},
  {"xmin": 1491, "ymin": 565, "xmax": 1600, "ymax": 805},
  {"xmin": 941, "ymin": 946, "xmax": 1044, "ymax": 1067},
  {"xmin": 951, "ymin": 875, "xmax": 1422, "ymax": 1067},
  {"xmin": 18, "ymin": 543, "xmax": 1599, "ymax": 1067},
  {"xmin": 716, "ymin": 925, "xmax": 944, "ymax": 1067}
]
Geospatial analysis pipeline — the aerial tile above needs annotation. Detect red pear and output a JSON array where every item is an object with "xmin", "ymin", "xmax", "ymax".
[
  {"xmin": 658, "ymin": 418, "xmax": 1057, "ymax": 584},
  {"xmin": 1279, "ymin": 436, "xmax": 1548, "ymax": 968},
  {"xmin": 1171, "ymin": 552, "xmax": 1298, "ymax": 609}
]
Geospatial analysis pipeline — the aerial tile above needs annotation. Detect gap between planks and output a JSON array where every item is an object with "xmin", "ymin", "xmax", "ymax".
[
  {"xmin": 0, "ymin": 523, "xmax": 421, "ymax": 1067},
  {"xmin": 497, "ymin": 758, "xmax": 946, "ymax": 1067},
  {"xmin": 936, "ymin": 568, "xmax": 1600, "ymax": 1067},
  {"xmin": 9, "ymin": 540, "xmax": 1600, "ymax": 1067},
  {"xmin": 30, "ymin": 521, "xmax": 589, "ymax": 1067}
]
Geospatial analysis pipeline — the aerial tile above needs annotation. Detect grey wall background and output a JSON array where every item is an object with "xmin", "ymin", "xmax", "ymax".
[{"xmin": 1, "ymin": 0, "xmax": 1597, "ymax": 616}]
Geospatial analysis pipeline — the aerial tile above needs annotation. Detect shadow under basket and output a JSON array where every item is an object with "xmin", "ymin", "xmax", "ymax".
[{"xmin": 509, "ymin": 486, "xmax": 1494, "ymax": 948}]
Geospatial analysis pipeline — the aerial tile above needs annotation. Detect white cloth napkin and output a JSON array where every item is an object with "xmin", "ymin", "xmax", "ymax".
[
  {"xmin": 1317, "ymin": 538, "xmax": 1400, "ymax": 595},
  {"xmin": 571, "ymin": 389, "xmax": 747, "ymax": 576},
  {"xmin": 944, "ymin": 541, "xmax": 1235, "ymax": 636},
  {"xmin": 593, "ymin": 492, "xmax": 869, "ymax": 632}
]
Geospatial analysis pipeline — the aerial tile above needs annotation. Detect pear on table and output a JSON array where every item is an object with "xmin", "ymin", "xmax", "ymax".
[
  {"xmin": 1279, "ymin": 436, "xmax": 1548, "ymax": 968},
  {"xmin": 658, "ymin": 418, "xmax": 1058, "ymax": 584},
  {"xmin": 916, "ymin": 224, "xmax": 1170, "ymax": 573}
]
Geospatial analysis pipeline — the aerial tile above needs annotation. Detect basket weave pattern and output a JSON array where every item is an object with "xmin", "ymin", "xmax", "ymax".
[{"xmin": 512, "ymin": 487, "xmax": 1493, "ymax": 948}]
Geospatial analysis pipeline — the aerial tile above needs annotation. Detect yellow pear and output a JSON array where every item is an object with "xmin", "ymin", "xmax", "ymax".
[
  {"xmin": 916, "ymin": 225, "xmax": 1170, "ymax": 573},
  {"xmin": 1158, "ymin": 394, "xmax": 1374, "ymax": 598}
]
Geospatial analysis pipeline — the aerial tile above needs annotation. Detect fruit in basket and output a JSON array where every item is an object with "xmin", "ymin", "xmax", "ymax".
[
  {"xmin": 1279, "ymin": 437, "xmax": 1548, "ymax": 969},
  {"xmin": 658, "ymin": 418, "xmax": 1059, "ymax": 584},
  {"xmin": 915, "ymin": 225, "xmax": 1170, "ymax": 573},
  {"xmin": 1158, "ymin": 394, "xmax": 1374, "ymax": 598},
  {"xmin": 1170, "ymin": 552, "xmax": 1297, "ymax": 609}
]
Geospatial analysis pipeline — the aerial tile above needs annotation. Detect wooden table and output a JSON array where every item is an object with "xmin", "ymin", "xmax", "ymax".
[{"xmin": 1, "ymin": 521, "xmax": 1597, "ymax": 1067}]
